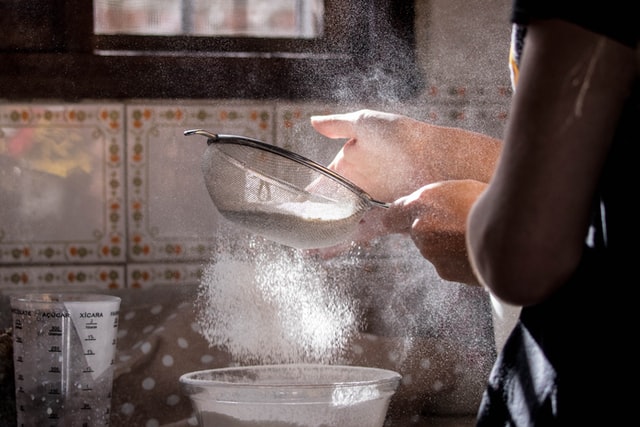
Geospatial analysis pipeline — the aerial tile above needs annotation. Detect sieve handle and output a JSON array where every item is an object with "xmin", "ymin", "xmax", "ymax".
[{"xmin": 368, "ymin": 198, "xmax": 391, "ymax": 209}]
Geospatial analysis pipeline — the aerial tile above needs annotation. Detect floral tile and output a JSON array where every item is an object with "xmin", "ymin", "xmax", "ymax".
[
  {"xmin": 0, "ymin": 264, "xmax": 125, "ymax": 289},
  {"xmin": 126, "ymin": 263, "xmax": 204, "ymax": 288},
  {"xmin": 125, "ymin": 102, "xmax": 274, "ymax": 262},
  {"xmin": 0, "ymin": 103, "xmax": 126, "ymax": 265},
  {"xmin": 0, "ymin": 93, "xmax": 511, "ymax": 288}
]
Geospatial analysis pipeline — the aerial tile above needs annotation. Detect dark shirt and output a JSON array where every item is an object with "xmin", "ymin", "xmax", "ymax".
[{"xmin": 476, "ymin": 1, "xmax": 639, "ymax": 425}]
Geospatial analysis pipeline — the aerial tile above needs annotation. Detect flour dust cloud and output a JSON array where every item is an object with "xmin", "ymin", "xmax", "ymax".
[
  {"xmin": 195, "ymin": 226, "xmax": 365, "ymax": 364},
  {"xmin": 195, "ymin": 221, "xmax": 495, "ymax": 372}
]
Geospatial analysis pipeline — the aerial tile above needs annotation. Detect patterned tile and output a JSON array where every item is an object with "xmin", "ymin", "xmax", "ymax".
[
  {"xmin": 125, "ymin": 102, "xmax": 275, "ymax": 262},
  {"xmin": 0, "ymin": 103, "xmax": 126, "ymax": 265},
  {"xmin": 126, "ymin": 263, "xmax": 204, "ymax": 288},
  {"xmin": 0, "ymin": 94, "xmax": 510, "ymax": 289},
  {"xmin": 0, "ymin": 264, "xmax": 125, "ymax": 289}
]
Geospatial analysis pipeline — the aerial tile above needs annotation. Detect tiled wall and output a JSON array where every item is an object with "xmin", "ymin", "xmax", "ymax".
[
  {"xmin": 0, "ymin": 0, "xmax": 515, "ymax": 291},
  {"xmin": 0, "ymin": 92, "xmax": 509, "ymax": 290}
]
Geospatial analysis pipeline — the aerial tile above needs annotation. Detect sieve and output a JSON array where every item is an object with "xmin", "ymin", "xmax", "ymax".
[{"xmin": 185, "ymin": 129, "xmax": 389, "ymax": 249}]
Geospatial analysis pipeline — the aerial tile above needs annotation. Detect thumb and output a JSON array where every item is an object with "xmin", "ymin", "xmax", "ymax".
[{"xmin": 381, "ymin": 191, "xmax": 425, "ymax": 234}]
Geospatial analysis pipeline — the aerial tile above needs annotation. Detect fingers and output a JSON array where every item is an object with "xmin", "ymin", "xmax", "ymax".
[
  {"xmin": 382, "ymin": 188, "xmax": 431, "ymax": 234},
  {"xmin": 310, "ymin": 109, "xmax": 396, "ymax": 140},
  {"xmin": 310, "ymin": 112, "xmax": 358, "ymax": 139},
  {"xmin": 384, "ymin": 180, "xmax": 487, "ymax": 235}
]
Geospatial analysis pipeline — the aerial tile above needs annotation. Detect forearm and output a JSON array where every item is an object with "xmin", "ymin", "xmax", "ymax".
[
  {"xmin": 373, "ymin": 117, "xmax": 502, "ymax": 204},
  {"xmin": 423, "ymin": 122, "xmax": 502, "ymax": 183}
]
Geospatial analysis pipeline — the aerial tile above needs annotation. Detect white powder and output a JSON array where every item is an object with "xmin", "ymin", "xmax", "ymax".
[
  {"xmin": 195, "ymin": 230, "xmax": 363, "ymax": 364},
  {"xmin": 270, "ymin": 200, "xmax": 355, "ymax": 220},
  {"xmin": 195, "ymin": 225, "xmax": 495, "ymax": 382}
]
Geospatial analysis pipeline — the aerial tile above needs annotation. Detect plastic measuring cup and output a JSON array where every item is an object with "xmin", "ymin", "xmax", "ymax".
[{"xmin": 10, "ymin": 293, "xmax": 121, "ymax": 427}]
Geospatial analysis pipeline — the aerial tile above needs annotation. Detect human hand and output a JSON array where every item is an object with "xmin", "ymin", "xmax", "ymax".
[
  {"xmin": 311, "ymin": 110, "xmax": 420, "ymax": 202},
  {"xmin": 310, "ymin": 109, "xmax": 501, "ymax": 203},
  {"xmin": 307, "ymin": 179, "xmax": 486, "ymax": 287},
  {"xmin": 383, "ymin": 180, "xmax": 487, "ymax": 286}
]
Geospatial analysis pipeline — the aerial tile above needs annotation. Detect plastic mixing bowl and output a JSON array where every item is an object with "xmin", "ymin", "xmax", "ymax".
[{"xmin": 179, "ymin": 364, "xmax": 401, "ymax": 427}]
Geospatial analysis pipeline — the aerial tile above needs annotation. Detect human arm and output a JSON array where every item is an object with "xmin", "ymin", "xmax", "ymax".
[
  {"xmin": 309, "ymin": 110, "xmax": 500, "ymax": 286},
  {"xmin": 466, "ymin": 19, "xmax": 637, "ymax": 305},
  {"xmin": 310, "ymin": 110, "xmax": 501, "ymax": 203}
]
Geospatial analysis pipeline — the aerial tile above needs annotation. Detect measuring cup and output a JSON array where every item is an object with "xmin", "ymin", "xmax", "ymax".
[{"xmin": 10, "ymin": 293, "xmax": 121, "ymax": 427}]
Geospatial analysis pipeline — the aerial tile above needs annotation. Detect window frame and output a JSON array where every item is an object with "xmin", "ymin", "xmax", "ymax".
[{"xmin": 0, "ymin": 0, "xmax": 422, "ymax": 101}]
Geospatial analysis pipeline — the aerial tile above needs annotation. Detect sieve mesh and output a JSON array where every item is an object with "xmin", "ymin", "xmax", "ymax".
[{"xmin": 186, "ymin": 129, "xmax": 389, "ymax": 249}]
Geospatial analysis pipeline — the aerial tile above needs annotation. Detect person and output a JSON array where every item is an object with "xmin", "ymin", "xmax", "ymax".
[
  {"xmin": 467, "ymin": 4, "xmax": 638, "ymax": 425},
  {"xmin": 310, "ymin": 1, "xmax": 639, "ymax": 425}
]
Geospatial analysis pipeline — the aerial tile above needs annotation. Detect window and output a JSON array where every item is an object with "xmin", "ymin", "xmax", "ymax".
[
  {"xmin": 0, "ymin": 0, "xmax": 422, "ymax": 101},
  {"xmin": 94, "ymin": 0, "xmax": 324, "ymax": 38}
]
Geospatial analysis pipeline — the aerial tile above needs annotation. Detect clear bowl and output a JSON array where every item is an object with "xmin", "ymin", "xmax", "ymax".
[{"xmin": 179, "ymin": 364, "xmax": 401, "ymax": 427}]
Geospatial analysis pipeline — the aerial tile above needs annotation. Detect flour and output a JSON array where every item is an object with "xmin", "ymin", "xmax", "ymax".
[
  {"xmin": 271, "ymin": 200, "xmax": 355, "ymax": 220},
  {"xmin": 218, "ymin": 208, "xmax": 359, "ymax": 249},
  {"xmin": 195, "ymin": 229, "xmax": 363, "ymax": 364}
]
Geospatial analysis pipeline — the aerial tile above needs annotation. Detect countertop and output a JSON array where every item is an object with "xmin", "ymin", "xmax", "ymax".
[{"xmin": 388, "ymin": 415, "xmax": 476, "ymax": 427}]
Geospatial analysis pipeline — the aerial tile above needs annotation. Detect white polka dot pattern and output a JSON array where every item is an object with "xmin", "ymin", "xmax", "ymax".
[
  {"xmin": 140, "ymin": 341, "xmax": 152, "ymax": 354},
  {"xmin": 166, "ymin": 394, "xmax": 180, "ymax": 406},
  {"xmin": 420, "ymin": 358, "xmax": 431, "ymax": 369},
  {"xmin": 141, "ymin": 377, "xmax": 155, "ymax": 390},
  {"xmin": 162, "ymin": 354, "xmax": 174, "ymax": 367},
  {"xmin": 111, "ymin": 298, "xmax": 235, "ymax": 427},
  {"xmin": 120, "ymin": 402, "xmax": 135, "ymax": 415}
]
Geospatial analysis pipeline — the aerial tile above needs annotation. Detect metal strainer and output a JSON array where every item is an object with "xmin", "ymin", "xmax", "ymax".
[{"xmin": 185, "ymin": 129, "xmax": 389, "ymax": 249}]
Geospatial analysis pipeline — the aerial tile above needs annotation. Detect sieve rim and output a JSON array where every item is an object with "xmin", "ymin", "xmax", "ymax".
[{"xmin": 184, "ymin": 129, "xmax": 389, "ymax": 209}]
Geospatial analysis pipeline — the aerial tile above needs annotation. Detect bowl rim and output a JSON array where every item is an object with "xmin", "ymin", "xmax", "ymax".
[{"xmin": 179, "ymin": 363, "xmax": 402, "ymax": 389}]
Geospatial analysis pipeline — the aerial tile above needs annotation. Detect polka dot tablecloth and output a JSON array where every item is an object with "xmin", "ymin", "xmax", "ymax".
[
  {"xmin": 108, "ymin": 285, "xmax": 493, "ymax": 427},
  {"xmin": 111, "ymin": 295, "xmax": 231, "ymax": 427}
]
